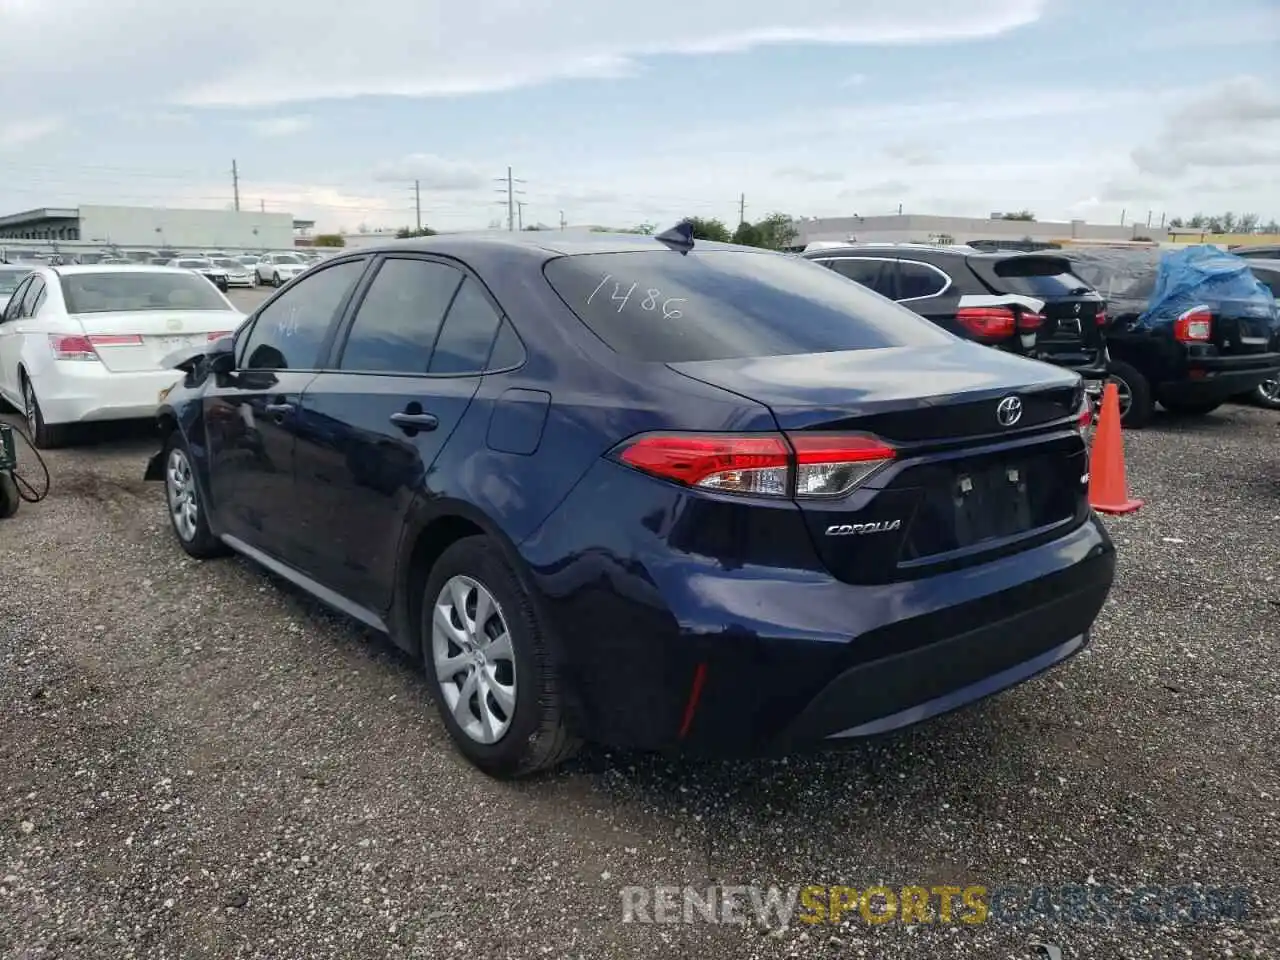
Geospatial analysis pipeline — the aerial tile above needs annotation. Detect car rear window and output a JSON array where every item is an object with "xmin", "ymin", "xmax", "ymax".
[
  {"xmin": 991, "ymin": 256, "xmax": 1095, "ymax": 297},
  {"xmin": 61, "ymin": 271, "xmax": 230, "ymax": 314},
  {"xmin": 543, "ymin": 250, "xmax": 953, "ymax": 362}
]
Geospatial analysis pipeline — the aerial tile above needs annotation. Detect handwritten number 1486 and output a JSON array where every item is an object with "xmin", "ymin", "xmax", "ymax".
[{"xmin": 586, "ymin": 274, "xmax": 685, "ymax": 320}]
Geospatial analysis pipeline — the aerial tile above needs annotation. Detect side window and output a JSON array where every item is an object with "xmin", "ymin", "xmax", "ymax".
[
  {"xmin": 20, "ymin": 277, "xmax": 46, "ymax": 317},
  {"xmin": 830, "ymin": 258, "xmax": 889, "ymax": 295},
  {"xmin": 240, "ymin": 258, "xmax": 367, "ymax": 370},
  {"xmin": 896, "ymin": 261, "xmax": 948, "ymax": 301},
  {"xmin": 487, "ymin": 321, "xmax": 526, "ymax": 370},
  {"xmin": 428, "ymin": 277, "xmax": 503, "ymax": 374},
  {"xmin": 3, "ymin": 278, "xmax": 31, "ymax": 320},
  {"xmin": 338, "ymin": 258, "xmax": 463, "ymax": 373}
]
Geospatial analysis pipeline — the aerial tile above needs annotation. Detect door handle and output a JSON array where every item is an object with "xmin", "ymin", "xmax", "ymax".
[
  {"xmin": 389, "ymin": 412, "xmax": 438, "ymax": 431},
  {"xmin": 264, "ymin": 402, "xmax": 294, "ymax": 414}
]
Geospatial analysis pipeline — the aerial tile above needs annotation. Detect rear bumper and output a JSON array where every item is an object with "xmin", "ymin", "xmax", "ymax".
[
  {"xmin": 525, "ymin": 471, "xmax": 1115, "ymax": 755},
  {"xmin": 33, "ymin": 363, "xmax": 183, "ymax": 425},
  {"xmin": 1160, "ymin": 352, "xmax": 1280, "ymax": 401}
]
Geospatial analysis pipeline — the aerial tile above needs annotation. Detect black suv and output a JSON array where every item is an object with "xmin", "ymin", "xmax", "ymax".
[{"xmin": 803, "ymin": 245, "xmax": 1108, "ymax": 388}]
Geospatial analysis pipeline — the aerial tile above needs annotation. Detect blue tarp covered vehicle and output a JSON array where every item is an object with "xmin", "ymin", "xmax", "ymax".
[
  {"xmin": 1140, "ymin": 244, "xmax": 1277, "ymax": 329},
  {"xmin": 1057, "ymin": 245, "xmax": 1280, "ymax": 426}
]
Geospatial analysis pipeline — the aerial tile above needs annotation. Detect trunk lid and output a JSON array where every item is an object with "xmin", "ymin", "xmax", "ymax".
[
  {"xmin": 1205, "ymin": 297, "xmax": 1280, "ymax": 356},
  {"xmin": 966, "ymin": 253, "xmax": 1106, "ymax": 351},
  {"xmin": 668, "ymin": 343, "xmax": 1089, "ymax": 583},
  {"xmin": 73, "ymin": 310, "xmax": 243, "ymax": 373}
]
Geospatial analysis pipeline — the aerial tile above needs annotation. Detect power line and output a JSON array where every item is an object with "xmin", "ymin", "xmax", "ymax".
[{"xmin": 493, "ymin": 166, "xmax": 526, "ymax": 232}]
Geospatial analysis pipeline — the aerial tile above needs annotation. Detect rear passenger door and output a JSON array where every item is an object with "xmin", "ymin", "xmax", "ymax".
[{"xmin": 290, "ymin": 255, "xmax": 507, "ymax": 612}]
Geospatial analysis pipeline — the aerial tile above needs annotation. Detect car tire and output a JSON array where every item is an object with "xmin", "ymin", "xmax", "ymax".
[
  {"xmin": 20, "ymin": 374, "xmax": 71, "ymax": 449},
  {"xmin": 162, "ymin": 432, "xmax": 228, "ymax": 559},
  {"xmin": 422, "ymin": 536, "xmax": 581, "ymax": 778},
  {"xmin": 1105, "ymin": 360, "xmax": 1153, "ymax": 429},
  {"xmin": 1159, "ymin": 396, "xmax": 1224, "ymax": 417},
  {"xmin": 272, "ymin": 272, "xmax": 282, "ymax": 288},
  {"xmin": 1250, "ymin": 376, "xmax": 1280, "ymax": 410},
  {"xmin": 0, "ymin": 473, "xmax": 19, "ymax": 519}
]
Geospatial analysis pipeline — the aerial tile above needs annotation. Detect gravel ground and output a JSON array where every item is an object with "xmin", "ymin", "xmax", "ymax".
[{"xmin": 1, "ymin": 388, "xmax": 1277, "ymax": 959}]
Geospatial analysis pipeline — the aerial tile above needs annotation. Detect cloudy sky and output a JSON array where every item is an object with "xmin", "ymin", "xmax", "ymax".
[{"xmin": 1, "ymin": 0, "xmax": 1277, "ymax": 233}]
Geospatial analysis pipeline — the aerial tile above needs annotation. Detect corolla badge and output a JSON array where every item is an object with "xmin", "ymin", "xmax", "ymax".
[
  {"xmin": 996, "ymin": 395, "xmax": 1023, "ymax": 427},
  {"xmin": 825, "ymin": 520, "xmax": 902, "ymax": 536}
]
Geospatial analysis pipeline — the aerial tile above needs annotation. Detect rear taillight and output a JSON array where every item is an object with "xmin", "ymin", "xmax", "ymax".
[
  {"xmin": 87, "ymin": 334, "xmax": 143, "ymax": 347},
  {"xmin": 49, "ymin": 334, "xmax": 99, "ymax": 361},
  {"xmin": 956, "ymin": 306, "xmax": 1016, "ymax": 339},
  {"xmin": 208, "ymin": 331, "xmax": 234, "ymax": 341},
  {"xmin": 1015, "ymin": 309, "xmax": 1044, "ymax": 332},
  {"xmin": 1076, "ymin": 393, "xmax": 1093, "ymax": 430},
  {"xmin": 1095, "ymin": 306, "xmax": 1108, "ymax": 327},
  {"xmin": 1174, "ymin": 306, "xmax": 1212, "ymax": 343},
  {"xmin": 615, "ymin": 432, "xmax": 896, "ymax": 499}
]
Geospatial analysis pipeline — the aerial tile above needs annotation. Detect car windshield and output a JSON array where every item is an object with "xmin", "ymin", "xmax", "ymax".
[
  {"xmin": 991, "ymin": 256, "xmax": 1096, "ymax": 297},
  {"xmin": 275, "ymin": 254, "xmax": 303, "ymax": 264},
  {"xmin": 61, "ymin": 271, "xmax": 230, "ymax": 313},
  {"xmin": 1064, "ymin": 250, "xmax": 1162, "ymax": 300},
  {"xmin": 0, "ymin": 268, "xmax": 29, "ymax": 294},
  {"xmin": 543, "ymin": 249, "xmax": 954, "ymax": 362},
  {"xmin": 179, "ymin": 259, "xmax": 213, "ymax": 268},
  {"xmin": 215, "ymin": 259, "xmax": 241, "ymax": 269}
]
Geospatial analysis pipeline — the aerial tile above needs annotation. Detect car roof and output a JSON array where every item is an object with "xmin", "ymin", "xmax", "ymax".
[
  {"xmin": 44, "ymin": 264, "xmax": 203, "ymax": 276},
  {"xmin": 339, "ymin": 231, "xmax": 752, "ymax": 260}
]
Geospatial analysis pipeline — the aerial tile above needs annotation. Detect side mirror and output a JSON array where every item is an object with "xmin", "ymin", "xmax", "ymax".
[{"xmin": 208, "ymin": 336, "xmax": 236, "ymax": 374}]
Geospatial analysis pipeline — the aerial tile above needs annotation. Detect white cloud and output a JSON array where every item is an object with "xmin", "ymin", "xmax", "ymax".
[
  {"xmin": 251, "ymin": 116, "xmax": 311, "ymax": 137},
  {"xmin": 0, "ymin": 117, "xmax": 61, "ymax": 149},
  {"xmin": 0, "ymin": 0, "xmax": 1047, "ymax": 109}
]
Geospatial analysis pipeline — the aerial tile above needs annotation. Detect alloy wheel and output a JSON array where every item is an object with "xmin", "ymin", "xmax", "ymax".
[
  {"xmin": 431, "ymin": 575, "xmax": 517, "ymax": 745},
  {"xmin": 165, "ymin": 447, "xmax": 199, "ymax": 542},
  {"xmin": 22, "ymin": 380, "xmax": 37, "ymax": 438},
  {"xmin": 1259, "ymin": 377, "xmax": 1280, "ymax": 405},
  {"xmin": 1106, "ymin": 374, "xmax": 1134, "ymax": 419}
]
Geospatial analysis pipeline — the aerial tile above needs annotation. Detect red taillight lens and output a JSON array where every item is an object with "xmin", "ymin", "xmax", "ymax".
[
  {"xmin": 208, "ymin": 331, "xmax": 234, "ymax": 341},
  {"xmin": 614, "ymin": 432, "xmax": 895, "ymax": 499},
  {"xmin": 789, "ymin": 433, "xmax": 896, "ymax": 497},
  {"xmin": 1015, "ymin": 309, "xmax": 1044, "ymax": 332},
  {"xmin": 1095, "ymin": 306, "xmax": 1108, "ymax": 327},
  {"xmin": 617, "ymin": 434, "xmax": 791, "ymax": 497},
  {"xmin": 956, "ymin": 306, "xmax": 1016, "ymax": 339},
  {"xmin": 87, "ymin": 334, "xmax": 143, "ymax": 347},
  {"xmin": 1077, "ymin": 394, "xmax": 1094, "ymax": 430},
  {"xmin": 48, "ymin": 334, "xmax": 99, "ymax": 361},
  {"xmin": 1174, "ymin": 306, "xmax": 1212, "ymax": 343}
]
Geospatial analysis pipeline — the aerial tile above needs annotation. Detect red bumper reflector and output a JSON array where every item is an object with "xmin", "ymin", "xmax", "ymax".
[{"xmin": 677, "ymin": 663, "xmax": 708, "ymax": 739}]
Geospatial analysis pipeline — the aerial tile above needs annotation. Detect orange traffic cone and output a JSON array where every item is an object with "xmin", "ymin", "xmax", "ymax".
[{"xmin": 1088, "ymin": 381, "xmax": 1143, "ymax": 515}]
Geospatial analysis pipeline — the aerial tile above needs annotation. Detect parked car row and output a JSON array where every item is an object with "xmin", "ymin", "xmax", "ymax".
[{"xmin": 802, "ymin": 243, "xmax": 1280, "ymax": 424}]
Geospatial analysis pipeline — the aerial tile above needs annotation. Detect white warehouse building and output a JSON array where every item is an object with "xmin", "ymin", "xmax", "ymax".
[{"xmin": 0, "ymin": 204, "xmax": 299, "ymax": 251}]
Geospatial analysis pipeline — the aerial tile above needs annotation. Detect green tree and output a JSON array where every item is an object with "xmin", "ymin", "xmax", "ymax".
[
  {"xmin": 732, "ymin": 220, "xmax": 764, "ymax": 246},
  {"xmin": 395, "ymin": 226, "xmax": 438, "ymax": 238},
  {"xmin": 753, "ymin": 212, "xmax": 799, "ymax": 250},
  {"xmin": 313, "ymin": 233, "xmax": 345, "ymax": 247},
  {"xmin": 1168, "ymin": 217, "xmax": 1185, "ymax": 228},
  {"xmin": 1000, "ymin": 210, "xmax": 1036, "ymax": 221},
  {"xmin": 684, "ymin": 217, "xmax": 731, "ymax": 242}
]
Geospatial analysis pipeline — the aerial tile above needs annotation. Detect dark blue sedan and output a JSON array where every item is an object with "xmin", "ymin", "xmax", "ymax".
[{"xmin": 145, "ymin": 229, "xmax": 1115, "ymax": 777}]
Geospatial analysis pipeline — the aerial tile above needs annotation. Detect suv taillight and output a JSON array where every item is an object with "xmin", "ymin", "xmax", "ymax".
[
  {"xmin": 1015, "ymin": 308, "xmax": 1044, "ymax": 332},
  {"xmin": 614, "ymin": 432, "xmax": 896, "ymax": 499},
  {"xmin": 956, "ymin": 306, "xmax": 1016, "ymax": 339},
  {"xmin": 1174, "ymin": 306, "xmax": 1212, "ymax": 343},
  {"xmin": 1095, "ymin": 305, "xmax": 1108, "ymax": 327}
]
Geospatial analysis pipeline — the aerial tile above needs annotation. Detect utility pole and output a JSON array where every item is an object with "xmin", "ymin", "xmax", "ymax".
[
  {"xmin": 517, "ymin": 200, "xmax": 526, "ymax": 231},
  {"xmin": 231, "ymin": 159, "xmax": 240, "ymax": 211},
  {"xmin": 494, "ymin": 167, "xmax": 526, "ymax": 231},
  {"xmin": 559, "ymin": 210, "xmax": 567, "ymax": 230},
  {"xmin": 738, "ymin": 193, "xmax": 746, "ymax": 226},
  {"xmin": 260, "ymin": 199, "xmax": 265, "ymax": 213},
  {"xmin": 413, "ymin": 180, "xmax": 422, "ymax": 232}
]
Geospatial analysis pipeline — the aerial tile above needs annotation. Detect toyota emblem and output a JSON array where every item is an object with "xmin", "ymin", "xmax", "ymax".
[{"xmin": 996, "ymin": 395, "xmax": 1023, "ymax": 427}]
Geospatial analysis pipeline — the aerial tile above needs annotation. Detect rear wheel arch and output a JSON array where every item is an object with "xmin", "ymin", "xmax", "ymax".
[{"xmin": 394, "ymin": 504, "xmax": 533, "ymax": 658}]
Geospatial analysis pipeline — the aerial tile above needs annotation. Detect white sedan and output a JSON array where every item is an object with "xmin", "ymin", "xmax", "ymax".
[
  {"xmin": 0, "ymin": 265, "xmax": 244, "ymax": 448},
  {"xmin": 255, "ymin": 252, "xmax": 309, "ymax": 287}
]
